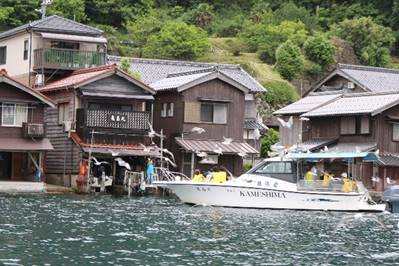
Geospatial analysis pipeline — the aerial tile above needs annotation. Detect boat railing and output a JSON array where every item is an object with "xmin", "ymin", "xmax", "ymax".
[
  {"xmin": 297, "ymin": 179, "xmax": 359, "ymax": 193},
  {"xmin": 155, "ymin": 167, "xmax": 191, "ymax": 182}
]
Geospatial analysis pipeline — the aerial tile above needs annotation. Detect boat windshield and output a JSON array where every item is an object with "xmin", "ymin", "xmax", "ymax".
[{"xmin": 249, "ymin": 161, "xmax": 296, "ymax": 183}]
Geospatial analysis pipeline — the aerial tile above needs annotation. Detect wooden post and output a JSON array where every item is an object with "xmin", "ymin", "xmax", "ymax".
[{"xmin": 190, "ymin": 152, "xmax": 195, "ymax": 178}]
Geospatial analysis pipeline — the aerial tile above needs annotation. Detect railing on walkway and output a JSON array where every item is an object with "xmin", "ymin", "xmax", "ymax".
[{"xmin": 33, "ymin": 48, "xmax": 106, "ymax": 70}]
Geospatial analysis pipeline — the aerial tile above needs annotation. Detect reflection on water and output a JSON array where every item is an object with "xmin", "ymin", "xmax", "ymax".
[{"xmin": 0, "ymin": 194, "xmax": 398, "ymax": 265}]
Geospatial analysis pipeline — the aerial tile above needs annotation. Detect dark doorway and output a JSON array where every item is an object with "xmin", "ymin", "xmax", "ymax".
[{"xmin": 0, "ymin": 152, "xmax": 11, "ymax": 179}]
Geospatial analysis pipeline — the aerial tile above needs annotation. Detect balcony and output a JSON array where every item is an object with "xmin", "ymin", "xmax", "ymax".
[
  {"xmin": 33, "ymin": 48, "xmax": 106, "ymax": 70},
  {"xmin": 77, "ymin": 109, "xmax": 150, "ymax": 131}
]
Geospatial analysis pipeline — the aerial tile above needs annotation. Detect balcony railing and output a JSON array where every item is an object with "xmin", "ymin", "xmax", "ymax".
[
  {"xmin": 33, "ymin": 48, "xmax": 106, "ymax": 70},
  {"xmin": 77, "ymin": 109, "xmax": 150, "ymax": 131}
]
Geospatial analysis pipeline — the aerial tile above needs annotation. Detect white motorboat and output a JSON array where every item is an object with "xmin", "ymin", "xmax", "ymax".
[{"xmin": 154, "ymin": 152, "xmax": 386, "ymax": 212}]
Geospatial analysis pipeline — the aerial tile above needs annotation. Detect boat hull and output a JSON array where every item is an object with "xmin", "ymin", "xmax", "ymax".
[{"xmin": 155, "ymin": 181, "xmax": 386, "ymax": 212}]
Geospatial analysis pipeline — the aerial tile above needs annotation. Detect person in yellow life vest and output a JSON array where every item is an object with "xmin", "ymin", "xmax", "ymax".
[
  {"xmin": 210, "ymin": 167, "xmax": 227, "ymax": 183},
  {"xmin": 305, "ymin": 166, "xmax": 317, "ymax": 181},
  {"xmin": 192, "ymin": 169, "xmax": 206, "ymax": 182},
  {"xmin": 322, "ymin": 171, "xmax": 332, "ymax": 187},
  {"xmin": 341, "ymin": 172, "xmax": 353, "ymax": 192}
]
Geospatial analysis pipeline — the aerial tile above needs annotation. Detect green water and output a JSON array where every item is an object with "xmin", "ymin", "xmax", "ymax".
[{"xmin": 0, "ymin": 194, "xmax": 398, "ymax": 265}]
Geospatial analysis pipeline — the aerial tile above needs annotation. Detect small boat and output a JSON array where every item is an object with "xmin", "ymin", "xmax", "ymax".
[{"xmin": 154, "ymin": 152, "xmax": 386, "ymax": 212}]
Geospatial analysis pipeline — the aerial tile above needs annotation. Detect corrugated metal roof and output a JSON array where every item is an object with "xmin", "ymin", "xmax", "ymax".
[
  {"xmin": 0, "ymin": 15, "xmax": 103, "ymax": 39},
  {"xmin": 303, "ymin": 92, "xmax": 399, "ymax": 117},
  {"xmin": 175, "ymin": 138, "xmax": 258, "ymax": 154},
  {"xmin": 82, "ymin": 147, "xmax": 160, "ymax": 157},
  {"xmin": 274, "ymin": 93, "xmax": 342, "ymax": 115},
  {"xmin": 378, "ymin": 153, "xmax": 399, "ymax": 166},
  {"xmin": 40, "ymin": 32, "xmax": 107, "ymax": 43},
  {"xmin": 107, "ymin": 56, "xmax": 265, "ymax": 93},
  {"xmin": 244, "ymin": 119, "xmax": 268, "ymax": 130},
  {"xmin": 327, "ymin": 142, "xmax": 376, "ymax": 153},
  {"xmin": 299, "ymin": 138, "xmax": 337, "ymax": 152}
]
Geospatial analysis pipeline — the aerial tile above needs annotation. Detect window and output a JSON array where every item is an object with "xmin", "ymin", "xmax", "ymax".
[
  {"xmin": 23, "ymin": 40, "xmax": 29, "ymax": 60},
  {"xmin": 58, "ymin": 103, "xmax": 70, "ymax": 125},
  {"xmin": 168, "ymin": 103, "xmax": 174, "ymax": 117},
  {"xmin": 393, "ymin": 124, "xmax": 399, "ymax": 141},
  {"xmin": 161, "ymin": 103, "xmax": 174, "ymax": 118},
  {"xmin": 254, "ymin": 162, "xmax": 293, "ymax": 174},
  {"xmin": 0, "ymin": 46, "xmax": 6, "ymax": 65},
  {"xmin": 161, "ymin": 103, "xmax": 167, "ymax": 118},
  {"xmin": 1, "ymin": 103, "xmax": 28, "ymax": 127},
  {"xmin": 51, "ymin": 41, "xmax": 79, "ymax": 50},
  {"xmin": 200, "ymin": 103, "xmax": 227, "ymax": 124},
  {"xmin": 340, "ymin": 117, "xmax": 356, "ymax": 135}
]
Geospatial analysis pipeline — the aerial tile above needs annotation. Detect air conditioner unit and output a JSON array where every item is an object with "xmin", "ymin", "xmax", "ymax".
[
  {"xmin": 63, "ymin": 121, "xmax": 72, "ymax": 132},
  {"xmin": 35, "ymin": 74, "xmax": 44, "ymax": 86},
  {"xmin": 347, "ymin": 82, "xmax": 355, "ymax": 89},
  {"xmin": 23, "ymin": 123, "xmax": 44, "ymax": 138}
]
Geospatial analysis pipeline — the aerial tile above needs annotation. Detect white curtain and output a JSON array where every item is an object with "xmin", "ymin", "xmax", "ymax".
[
  {"xmin": 15, "ymin": 104, "xmax": 28, "ymax": 126},
  {"xmin": 213, "ymin": 104, "xmax": 227, "ymax": 124}
]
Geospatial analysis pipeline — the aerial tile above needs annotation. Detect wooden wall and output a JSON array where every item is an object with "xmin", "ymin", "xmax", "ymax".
[
  {"xmin": 182, "ymin": 79, "xmax": 245, "ymax": 141},
  {"xmin": 43, "ymin": 89, "xmax": 81, "ymax": 175}
]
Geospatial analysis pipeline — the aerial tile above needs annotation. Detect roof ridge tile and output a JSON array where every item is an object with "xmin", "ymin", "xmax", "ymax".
[{"xmin": 338, "ymin": 63, "xmax": 399, "ymax": 74}]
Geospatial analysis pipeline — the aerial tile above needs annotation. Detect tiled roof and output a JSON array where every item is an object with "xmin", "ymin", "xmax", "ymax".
[
  {"xmin": 244, "ymin": 119, "xmax": 268, "ymax": 130},
  {"xmin": 150, "ymin": 71, "xmax": 211, "ymax": 91},
  {"xmin": 0, "ymin": 15, "xmax": 103, "ymax": 39},
  {"xmin": 0, "ymin": 69, "xmax": 55, "ymax": 107},
  {"xmin": 303, "ymin": 92, "xmax": 399, "ymax": 117},
  {"xmin": 108, "ymin": 56, "xmax": 265, "ymax": 93},
  {"xmin": 37, "ymin": 64, "xmax": 155, "ymax": 95},
  {"xmin": 274, "ymin": 92, "xmax": 342, "ymax": 115},
  {"xmin": 37, "ymin": 64, "xmax": 117, "ymax": 92},
  {"xmin": 338, "ymin": 64, "xmax": 399, "ymax": 93},
  {"xmin": 327, "ymin": 142, "xmax": 376, "ymax": 153},
  {"xmin": 175, "ymin": 137, "xmax": 259, "ymax": 154}
]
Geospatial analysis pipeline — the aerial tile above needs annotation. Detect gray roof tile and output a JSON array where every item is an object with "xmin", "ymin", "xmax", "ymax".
[
  {"xmin": 108, "ymin": 56, "xmax": 265, "ymax": 93},
  {"xmin": 0, "ymin": 15, "xmax": 103, "ymax": 39},
  {"xmin": 338, "ymin": 64, "xmax": 399, "ymax": 93},
  {"xmin": 175, "ymin": 137, "xmax": 259, "ymax": 154},
  {"xmin": 303, "ymin": 92, "xmax": 399, "ymax": 117},
  {"xmin": 328, "ymin": 142, "xmax": 376, "ymax": 153},
  {"xmin": 274, "ymin": 92, "xmax": 342, "ymax": 115}
]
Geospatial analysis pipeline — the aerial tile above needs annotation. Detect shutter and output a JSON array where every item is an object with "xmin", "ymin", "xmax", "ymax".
[
  {"xmin": 360, "ymin": 116, "xmax": 370, "ymax": 134},
  {"xmin": 184, "ymin": 102, "xmax": 200, "ymax": 123},
  {"xmin": 340, "ymin": 117, "xmax": 356, "ymax": 135}
]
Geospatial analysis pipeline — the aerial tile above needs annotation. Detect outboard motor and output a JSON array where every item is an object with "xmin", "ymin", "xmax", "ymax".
[{"xmin": 383, "ymin": 185, "xmax": 399, "ymax": 213}]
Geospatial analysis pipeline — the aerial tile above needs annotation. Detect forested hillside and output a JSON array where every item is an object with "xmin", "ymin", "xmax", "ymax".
[{"xmin": 1, "ymin": 1, "xmax": 399, "ymax": 117}]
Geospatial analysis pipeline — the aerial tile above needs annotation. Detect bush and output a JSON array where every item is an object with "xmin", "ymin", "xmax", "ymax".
[
  {"xmin": 143, "ymin": 21, "xmax": 210, "ymax": 60},
  {"xmin": 275, "ymin": 40, "xmax": 305, "ymax": 81},
  {"xmin": 303, "ymin": 34, "xmax": 336, "ymax": 68},
  {"xmin": 360, "ymin": 44, "xmax": 391, "ymax": 67},
  {"xmin": 225, "ymin": 39, "xmax": 245, "ymax": 56},
  {"xmin": 213, "ymin": 15, "xmax": 245, "ymax": 37},
  {"xmin": 119, "ymin": 58, "xmax": 132, "ymax": 74},
  {"xmin": 260, "ymin": 129, "xmax": 279, "ymax": 158},
  {"xmin": 262, "ymin": 80, "xmax": 299, "ymax": 106},
  {"xmin": 243, "ymin": 162, "xmax": 253, "ymax": 172},
  {"xmin": 303, "ymin": 60, "xmax": 323, "ymax": 77}
]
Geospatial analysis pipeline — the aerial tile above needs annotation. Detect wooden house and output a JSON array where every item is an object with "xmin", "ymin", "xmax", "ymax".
[
  {"xmin": 0, "ymin": 15, "xmax": 106, "ymax": 86},
  {"xmin": 35, "ymin": 64, "xmax": 156, "ymax": 187},
  {"xmin": 108, "ymin": 56, "xmax": 268, "ymax": 155},
  {"xmin": 149, "ymin": 68, "xmax": 259, "ymax": 177},
  {"xmin": 0, "ymin": 69, "xmax": 55, "ymax": 181},
  {"xmin": 275, "ymin": 64, "xmax": 399, "ymax": 191}
]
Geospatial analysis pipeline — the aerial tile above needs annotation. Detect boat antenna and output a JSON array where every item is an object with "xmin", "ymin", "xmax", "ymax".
[{"xmin": 36, "ymin": 0, "xmax": 53, "ymax": 19}]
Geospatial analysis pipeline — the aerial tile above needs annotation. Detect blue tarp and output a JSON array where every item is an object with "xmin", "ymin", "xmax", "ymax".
[{"xmin": 286, "ymin": 152, "xmax": 379, "ymax": 162}]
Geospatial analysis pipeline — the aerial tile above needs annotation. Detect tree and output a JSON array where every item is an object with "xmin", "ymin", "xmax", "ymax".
[
  {"xmin": 47, "ymin": 0, "xmax": 87, "ymax": 22},
  {"xmin": 272, "ymin": 1, "xmax": 319, "ymax": 31},
  {"xmin": 330, "ymin": 17, "xmax": 395, "ymax": 67},
  {"xmin": 192, "ymin": 3, "xmax": 214, "ymax": 29},
  {"xmin": 241, "ymin": 21, "xmax": 308, "ymax": 63},
  {"xmin": 303, "ymin": 34, "xmax": 335, "ymax": 68},
  {"xmin": 143, "ymin": 21, "xmax": 210, "ymax": 60},
  {"xmin": 260, "ymin": 129, "xmax": 279, "ymax": 158},
  {"xmin": 0, "ymin": 0, "xmax": 38, "ymax": 30},
  {"xmin": 126, "ymin": 12, "xmax": 162, "ymax": 57},
  {"xmin": 275, "ymin": 40, "xmax": 305, "ymax": 81}
]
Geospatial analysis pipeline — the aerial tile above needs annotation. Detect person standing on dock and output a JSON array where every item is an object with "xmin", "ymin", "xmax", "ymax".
[{"xmin": 147, "ymin": 158, "xmax": 155, "ymax": 184}]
